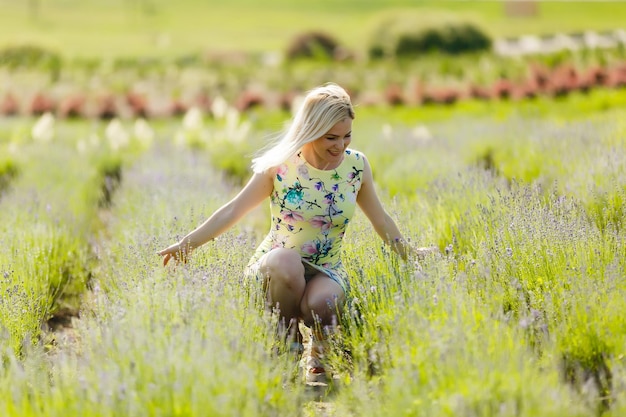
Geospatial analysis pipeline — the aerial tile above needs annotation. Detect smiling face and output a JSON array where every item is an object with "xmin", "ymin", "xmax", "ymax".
[{"xmin": 301, "ymin": 118, "xmax": 353, "ymax": 170}]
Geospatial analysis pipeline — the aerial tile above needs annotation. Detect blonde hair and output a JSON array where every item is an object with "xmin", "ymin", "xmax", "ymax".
[{"xmin": 251, "ymin": 83, "xmax": 355, "ymax": 173}]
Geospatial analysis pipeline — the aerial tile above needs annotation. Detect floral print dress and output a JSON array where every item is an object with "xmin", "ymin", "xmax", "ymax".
[{"xmin": 246, "ymin": 148, "xmax": 364, "ymax": 293}]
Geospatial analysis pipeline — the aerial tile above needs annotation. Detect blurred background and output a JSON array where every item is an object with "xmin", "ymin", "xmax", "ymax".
[
  {"xmin": 2, "ymin": 0, "xmax": 625, "ymax": 59},
  {"xmin": 1, "ymin": 0, "xmax": 625, "ymax": 118}
]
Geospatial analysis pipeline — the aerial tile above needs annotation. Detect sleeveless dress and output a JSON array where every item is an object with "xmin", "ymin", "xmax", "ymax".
[{"xmin": 245, "ymin": 148, "xmax": 365, "ymax": 293}]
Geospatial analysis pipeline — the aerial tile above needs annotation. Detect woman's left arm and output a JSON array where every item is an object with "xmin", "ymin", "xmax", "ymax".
[{"xmin": 356, "ymin": 155, "xmax": 415, "ymax": 261}]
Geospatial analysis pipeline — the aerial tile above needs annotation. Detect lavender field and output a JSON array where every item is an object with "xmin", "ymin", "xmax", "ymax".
[
  {"xmin": 1, "ymin": 87, "xmax": 625, "ymax": 416},
  {"xmin": 2, "ymin": 1, "xmax": 626, "ymax": 415}
]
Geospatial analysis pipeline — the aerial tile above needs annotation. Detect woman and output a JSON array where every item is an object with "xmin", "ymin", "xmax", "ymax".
[{"xmin": 159, "ymin": 83, "xmax": 423, "ymax": 382}]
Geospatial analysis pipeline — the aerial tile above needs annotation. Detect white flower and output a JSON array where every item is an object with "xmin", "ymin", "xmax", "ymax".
[
  {"xmin": 182, "ymin": 107, "xmax": 204, "ymax": 131},
  {"xmin": 225, "ymin": 107, "xmax": 240, "ymax": 133},
  {"xmin": 174, "ymin": 130, "xmax": 187, "ymax": 147},
  {"xmin": 105, "ymin": 119, "xmax": 130, "ymax": 151},
  {"xmin": 133, "ymin": 118, "xmax": 154, "ymax": 147},
  {"xmin": 31, "ymin": 112, "xmax": 55, "ymax": 143},
  {"xmin": 261, "ymin": 51, "xmax": 282, "ymax": 67},
  {"xmin": 225, "ymin": 108, "xmax": 250, "ymax": 143},
  {"xmin": 77, "ymin": 133, "xmax": 100, "ymax": 154},
  {"xmin": 411, "ymin": 125, "xmax": 432, "ymax": 143},
  {"xmin": 211, "ymin": 96, "xmax": 228, "ymax": 120}
]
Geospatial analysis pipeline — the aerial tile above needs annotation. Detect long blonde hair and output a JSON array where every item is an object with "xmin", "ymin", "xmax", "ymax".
[{"xmin": 251, "ymin": 83, "xmax": 355, "ymax": 173}]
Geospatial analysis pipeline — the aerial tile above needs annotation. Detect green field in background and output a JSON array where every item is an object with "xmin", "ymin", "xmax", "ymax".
[{"xmin": 1, "ymin": 0, "xmax": 625, "ymax": 59}]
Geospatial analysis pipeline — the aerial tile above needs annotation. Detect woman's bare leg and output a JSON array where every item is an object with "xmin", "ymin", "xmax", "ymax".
[{"xmin": 261, "ymin": 248, "xmax": 306, "ymax": 339}]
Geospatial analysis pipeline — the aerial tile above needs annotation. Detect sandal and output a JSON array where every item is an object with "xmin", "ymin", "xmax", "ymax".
[
  {"xmin": 305, "ymin": 356, "xmax": 328, "ymax": 383},
  {"xmin": 307, "ymin": 356, "xmax": 326, "ymax": 374},
  {"xmin": 305, "ymin": 342, "xmax": 328, "ymax": 383}
]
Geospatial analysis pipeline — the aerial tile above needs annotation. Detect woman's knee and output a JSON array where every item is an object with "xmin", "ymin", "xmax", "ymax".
[
  {"xmin": 300, "ymin": 279, "xmax": 345, "ymax": 325},
  {"xmin": 262, "ymin": 248, "xmax": 305, "ymax": 287}
]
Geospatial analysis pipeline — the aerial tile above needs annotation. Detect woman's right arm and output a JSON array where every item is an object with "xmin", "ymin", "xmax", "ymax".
[{"xmin": 158, "ymin": 170, "xmax": 274, "ymax": 265}]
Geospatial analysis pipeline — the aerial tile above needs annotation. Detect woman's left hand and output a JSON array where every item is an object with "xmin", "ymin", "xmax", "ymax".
[
  {"xmin": 414, "ymin": 246, "xmax": 440, "ymax": 261},
  {"xmin": 158, "ymin": 242, "xmax": 191, "ymax": 266}
]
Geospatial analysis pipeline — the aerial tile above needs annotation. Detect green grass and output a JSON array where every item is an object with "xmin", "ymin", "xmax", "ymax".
[{"xmin": 1, "ymin": 0, "xmax": 625, "ymax": 59}]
